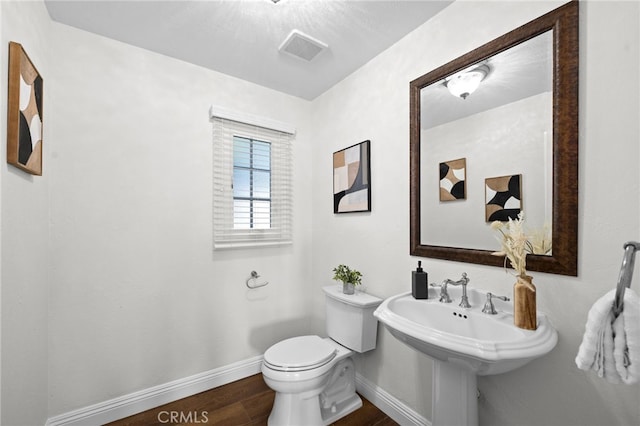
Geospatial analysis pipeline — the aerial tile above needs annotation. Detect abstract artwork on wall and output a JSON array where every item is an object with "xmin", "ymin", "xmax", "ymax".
[
  {"xmin": 485, "ymin": 174, "xmax": 522, "ymax": 222},
  {"xmin": 333, "ymin": 140, "xmax": 371, "ymax": 213},
  {"xmin": 7, "ymin": 42, "xmax": 43, "ymax": 176},
  {"xmin": 439, "ymin": 158, "xmax": 466, "ymax": 201}
]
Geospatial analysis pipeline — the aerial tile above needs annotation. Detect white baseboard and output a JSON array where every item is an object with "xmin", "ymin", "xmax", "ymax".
[
  {"xmin": 45, "ymin": 356, "xmax": 427, "ymax": 426},
  {"xmin": 356, "ymin": 373, "xmax": 430, "ymax": 426},
  {"xmin": 45, "ymin": 355, "xmax": 264, "ymax": 426}
]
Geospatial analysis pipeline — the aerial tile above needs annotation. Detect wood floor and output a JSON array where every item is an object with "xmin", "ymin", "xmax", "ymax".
[{"xmin": 106, "ymin": 373, "xmax": 398, "ymax": 426}]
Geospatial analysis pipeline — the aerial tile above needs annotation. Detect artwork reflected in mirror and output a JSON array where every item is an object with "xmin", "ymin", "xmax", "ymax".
[
  {"xmin": 485, "ymin": 174, "xmax": 522, "ymax": 222},
  {"xmin": 439, "ymin": 158, "xmax": 466, "ymax": 202},
  {"xmin": 410, "ymin": 1, "xmax": 578, "ymax": 276}
]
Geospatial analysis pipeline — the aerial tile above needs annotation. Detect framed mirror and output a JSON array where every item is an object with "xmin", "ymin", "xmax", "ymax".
[{"xmin": 410, "ymin": 1, "xmax": 578, "ymax": 276}]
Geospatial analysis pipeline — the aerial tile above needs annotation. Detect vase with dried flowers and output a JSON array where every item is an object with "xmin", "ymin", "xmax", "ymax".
[{"xmin": 491, "ymin": 212, "xmax": 548, "ymax": 330}]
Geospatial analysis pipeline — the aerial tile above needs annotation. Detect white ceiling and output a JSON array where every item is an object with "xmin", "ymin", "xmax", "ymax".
[{"xmin": 44, "ymin": 0, "xmax": 453, "ymax": 100}]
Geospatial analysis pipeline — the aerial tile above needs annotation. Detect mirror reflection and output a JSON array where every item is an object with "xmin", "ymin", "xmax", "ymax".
[
  {"xmin": 421, "ymin": 31, "xmax": 553, "ymax": 252},
  {"xmin": 409, "ymin": 1, "xmax": 578, "ymax": 276}
]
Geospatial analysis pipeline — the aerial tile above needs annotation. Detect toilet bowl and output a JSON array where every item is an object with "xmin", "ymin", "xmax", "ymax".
[
  {"xmin": 261, "ymin": 335, "xmax": 360, "ymax": 425},
  {"xmin": 261, "ymin": 285, "xmax": 382, "ymax": 426}
]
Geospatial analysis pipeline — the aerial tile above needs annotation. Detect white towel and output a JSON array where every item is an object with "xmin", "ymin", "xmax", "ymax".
[{"xmin": 575, "ymin": 288, "xmax": 640, "ymax": 384}]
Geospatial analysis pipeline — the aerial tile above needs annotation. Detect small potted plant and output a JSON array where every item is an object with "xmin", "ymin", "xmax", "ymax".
[{"xmin": 332, "ymin": 264, "xmax": 362, "ymax": 295}]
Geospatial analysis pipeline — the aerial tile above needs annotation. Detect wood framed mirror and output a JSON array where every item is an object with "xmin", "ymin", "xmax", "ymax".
[{"xmin": 410, "ymin": 1, "xmax": 578, "ymax": 276}]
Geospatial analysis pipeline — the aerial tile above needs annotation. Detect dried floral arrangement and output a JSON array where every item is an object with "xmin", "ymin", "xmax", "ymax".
[{"xmin": 490, "ymin": 212, "xmax": 552, "ymax": 278}]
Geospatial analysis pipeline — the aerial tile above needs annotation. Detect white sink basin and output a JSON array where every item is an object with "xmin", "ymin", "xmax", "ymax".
[{"xmin": 373, "ymin": 287, "xmax": 558, "ymax": 375}]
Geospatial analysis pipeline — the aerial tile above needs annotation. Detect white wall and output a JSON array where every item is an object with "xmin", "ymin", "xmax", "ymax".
[
  {"xmin": 0, "ymin": 1, "xmax": 52, "ymax": 425},
  {"xmin": 45, "ymin": 22, "xmax": 314, "ymax": 417},
  {"xmin": 1, "ymin": 1, "xmax": 639, "ymax": 425},
  {"xmin": 311, "ymin": 1, "xmax": 639, "ymax": 426}
]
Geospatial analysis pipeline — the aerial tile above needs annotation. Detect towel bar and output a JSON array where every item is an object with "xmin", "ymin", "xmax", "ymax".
[{"xmin": 613, "ymin": 241, "xmax": 640, "ymax": 317}]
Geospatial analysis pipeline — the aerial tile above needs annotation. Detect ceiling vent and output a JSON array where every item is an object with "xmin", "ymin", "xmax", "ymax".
[{"xmin": 278, "ymin": 30, "xmax": 328, "ymax": 62}]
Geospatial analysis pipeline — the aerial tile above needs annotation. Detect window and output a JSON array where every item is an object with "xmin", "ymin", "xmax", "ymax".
[
  {"xmin": 211, "ymin": 107, "xmax": 294, "ymax": 249},
  {"xmin": 233, "ymin": 136, "xmax": 271, "ymax": 229}
]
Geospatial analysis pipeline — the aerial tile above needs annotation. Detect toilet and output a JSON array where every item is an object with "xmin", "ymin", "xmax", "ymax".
[{"xmin": 261, "ymin": 285, "xmax": 382, "ymax": 425}]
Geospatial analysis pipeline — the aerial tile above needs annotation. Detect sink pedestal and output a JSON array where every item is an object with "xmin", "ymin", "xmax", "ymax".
[{"xmin": 433, "ymin": 360, "xmax": 478, "ymax": 426}]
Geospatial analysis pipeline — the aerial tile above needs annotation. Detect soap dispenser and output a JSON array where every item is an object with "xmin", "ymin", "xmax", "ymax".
[{"xmin": 412, "ymin": 261, "xmax": 428, "ymax": 299}]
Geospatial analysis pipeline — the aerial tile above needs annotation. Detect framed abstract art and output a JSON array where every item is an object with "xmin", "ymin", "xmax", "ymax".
[
  {"xmin": 333, "ymin": 140, "xmax": 371, "ymax": 213},
  {"xmin": 485, "ymin": 174, "xmax": 522, "ymax": 222},
  {"xmin": 7, "ymin": 41, "xmax": 43, "ymax": 175},
  {"xmin": 439, "ymin": 158, "xmax": 466, "ymax": 201}
]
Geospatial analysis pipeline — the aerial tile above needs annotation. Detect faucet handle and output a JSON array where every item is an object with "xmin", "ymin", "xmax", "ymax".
[
  {"xmin": 482, "ymin": 292, "xmax": 510, "ymax": 315},
  {"xmin": 430, "ymin": 282, "xmax": 452, "ymax": 303}
]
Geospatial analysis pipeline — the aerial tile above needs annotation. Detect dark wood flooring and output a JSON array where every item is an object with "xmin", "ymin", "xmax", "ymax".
[{"xmin": 106, "ymin": 373, "xmax": 398, "ymax": 426}]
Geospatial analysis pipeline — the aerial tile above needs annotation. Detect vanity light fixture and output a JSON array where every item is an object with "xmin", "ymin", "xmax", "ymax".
[{"xmin": 445, "ymin": 64, "xmax": 489, "ymax": 99}]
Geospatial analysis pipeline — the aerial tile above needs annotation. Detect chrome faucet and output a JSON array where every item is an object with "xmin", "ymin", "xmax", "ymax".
[
  {"xmin": 443, "ymin": 272, "xmax": 471, "ymax": 308},
  {"xmin": 430, "ymin": 282, "xmax": 452, "ymax": 303},
  {"xmin": 482, "ymin": 292, "xmax": 510, "ymax": 315}
]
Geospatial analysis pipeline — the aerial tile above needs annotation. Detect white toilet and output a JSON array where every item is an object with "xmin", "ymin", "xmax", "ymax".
[{"xmin": 261, "ymin": 285, "xmax": 382, "ymax": 425}]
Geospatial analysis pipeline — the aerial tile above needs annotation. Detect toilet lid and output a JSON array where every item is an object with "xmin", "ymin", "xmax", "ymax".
[{"xmin": 264, "ymin": 335, "xmax": 337, "ymax": 372}]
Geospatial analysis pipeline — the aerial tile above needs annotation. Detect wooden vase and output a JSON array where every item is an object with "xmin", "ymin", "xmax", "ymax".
[{"xmin": 514, "ymin": 275, "xmax": 537, "ymax": 330}]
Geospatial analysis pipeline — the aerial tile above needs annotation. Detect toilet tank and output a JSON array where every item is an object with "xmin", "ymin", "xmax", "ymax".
[{"xmin": 323, "ymin": 285, "xmax": 383, "ymax": 353}]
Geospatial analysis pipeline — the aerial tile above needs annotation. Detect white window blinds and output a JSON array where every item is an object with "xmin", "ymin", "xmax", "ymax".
[{"xmin": 211, "ymin": 107, "xmax": 294, "ymax": 249}]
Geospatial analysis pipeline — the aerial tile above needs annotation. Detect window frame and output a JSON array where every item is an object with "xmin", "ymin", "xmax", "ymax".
[{"xmin": 211, "ymin": 106, "xmax": 294, "ymax": 249}]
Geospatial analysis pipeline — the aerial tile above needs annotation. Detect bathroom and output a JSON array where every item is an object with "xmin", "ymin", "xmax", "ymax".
[{"xmin": 1, "ymin": 0, "xmax": 638, "ymax": 425}]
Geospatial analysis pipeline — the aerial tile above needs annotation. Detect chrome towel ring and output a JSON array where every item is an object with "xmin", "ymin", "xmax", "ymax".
[{"xmin": 246, "ymin": 271, "xmax": 269, "ymax": 289}]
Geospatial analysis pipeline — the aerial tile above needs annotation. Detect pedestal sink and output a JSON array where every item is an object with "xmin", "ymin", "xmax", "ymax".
[{"xmin": 373, "ymin": 286, "xmax": 557, "ymax": 426}]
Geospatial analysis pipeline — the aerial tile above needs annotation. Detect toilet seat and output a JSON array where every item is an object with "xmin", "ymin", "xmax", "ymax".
[{"xmin": 264, "ymin": 335, "xmax": 337, "ymax": 372}]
